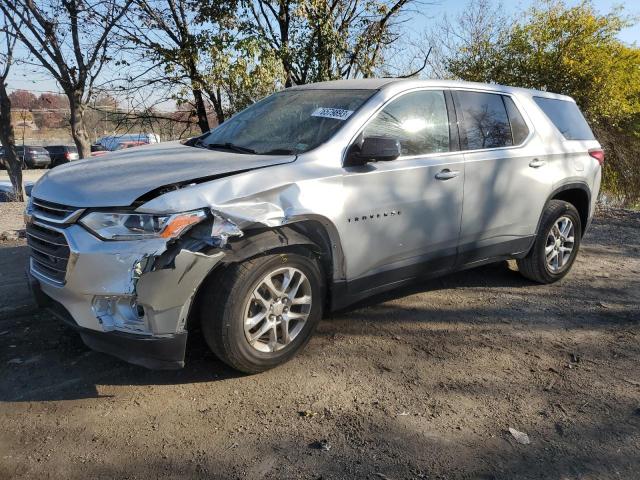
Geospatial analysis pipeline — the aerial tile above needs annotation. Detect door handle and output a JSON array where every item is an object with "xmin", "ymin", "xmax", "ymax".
[
  {"xmin": 529, "ymin": 159, "xmax": 546, "ymax": 168},
  {"xmin": 435, "ymin": 169, "xmax": 460, "ymax": 180}
]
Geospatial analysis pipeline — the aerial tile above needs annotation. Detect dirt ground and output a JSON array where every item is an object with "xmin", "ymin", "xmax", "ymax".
[
  {"xmin": 0, "ymin": 170, "xmax": 46, "ymax": 183},
  {"xmin": 0, "ymin": 208, "xmax": 639, "ymax": 480}
]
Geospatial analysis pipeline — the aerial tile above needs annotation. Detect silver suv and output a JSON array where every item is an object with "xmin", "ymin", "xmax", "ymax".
[{"xmin": 26, "ymin": 79, "xmax": 603, "ymax": 372}]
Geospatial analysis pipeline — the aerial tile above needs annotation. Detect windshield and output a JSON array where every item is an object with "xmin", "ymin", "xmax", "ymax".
[{"xmin": 200, "ymin": 89, "xmax": 375, "ymax": 155}]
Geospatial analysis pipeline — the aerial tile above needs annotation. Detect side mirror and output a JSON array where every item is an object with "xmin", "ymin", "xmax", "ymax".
[{"xmin": 345, "ymin": 136, "xmax": 401, "ymax": 166}]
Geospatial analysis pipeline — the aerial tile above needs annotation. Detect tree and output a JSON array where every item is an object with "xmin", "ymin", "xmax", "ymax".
[
  {"xmin": 118, "ymin": 0, "xmax": 237, "ymax": 131},
  {"xmin": 8, "ymin": 89, "xmax": 37, "ymax": 109},
  {"xmin": 425, "ymin": 0, "xmax": 510, "ymax": 79},
  {"xmin": 0, "ymin": 0, "xmax": 134, "ymax": 158},
  {"xmin": 0, "ymin": 11, "xmax": 24, "ymax": 201},
  {"xmin": 36, "ymin": 92, "xmax": 69, "ymax": 111},
  {"xmin": 442, "ymin": 0, "xmax": 640, "ymax": 204},
  {"xmin": 201, "ymin": 36, "xmax": 285, "ymax": 117},
  {"xmin": 33, "ymin": 93, "xmax": 69, "ymax": 129},
  {"xmin": 238, "ymin": 0, "xmax": 423, "ymax": 87}
]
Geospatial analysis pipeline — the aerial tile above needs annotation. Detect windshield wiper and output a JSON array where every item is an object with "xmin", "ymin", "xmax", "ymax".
[{"xmin": 205, "ymin": 142, "xmax": 256, "ymax": 154}]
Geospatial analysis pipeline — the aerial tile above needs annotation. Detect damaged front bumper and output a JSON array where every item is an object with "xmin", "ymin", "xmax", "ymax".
[{"xmin": 27, "ymin": 222, "xmax": 226, "ymax": 369}]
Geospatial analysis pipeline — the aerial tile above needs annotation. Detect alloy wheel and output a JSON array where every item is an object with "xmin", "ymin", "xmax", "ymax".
[
  {"xmin": 243, "ymin": 267, "xmax": 313, "ymax": 353},
  {"xmin": 545, "ymin": 216, "xmax": 575, "ymax": 273}
]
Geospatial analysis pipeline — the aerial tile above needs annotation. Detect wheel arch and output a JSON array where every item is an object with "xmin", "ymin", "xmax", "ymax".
[
  {"xmin": 223, "ymin": 215, "xmax": 344, "ymax": 281},
  {"xmin": 187, "ymin": 216, "xmax": 344, "ymax": 328},
  {"xmin": 547, "ymin": 183, "xmax": 591, "ymax": 237}
]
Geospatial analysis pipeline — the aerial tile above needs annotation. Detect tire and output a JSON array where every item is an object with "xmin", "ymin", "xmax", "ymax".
[
  {"xmin": 200, "ymin": 251, "xmax": 324, "ymax": 373},
  {"xmin": 517, "ymin": 200, "xmax": 582, "ymax": 283}
]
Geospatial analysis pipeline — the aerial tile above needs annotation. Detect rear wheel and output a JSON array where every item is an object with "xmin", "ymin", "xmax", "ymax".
[
  {"xmin": 200, "ymin": 252, "xmax": 324, "ymax": 373},
  {"xmin": 517, "ymin": 200, "xmax": 582, "ymax": 283}
]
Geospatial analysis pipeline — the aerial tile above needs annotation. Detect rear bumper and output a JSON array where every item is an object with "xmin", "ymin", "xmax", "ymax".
[
  {"xmin": 27, "ymin": 270, "xmax": 187, "ymax": 369},
  {"xmin": 26, "ymin": 158, "xmax": 51, "ymax": 168}
]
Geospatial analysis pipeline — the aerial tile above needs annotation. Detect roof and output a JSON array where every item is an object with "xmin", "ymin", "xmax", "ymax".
[
  {"xmin": 289, "ymin": 78, "xmax": 398, "ymax": 90},
  {"xmin": 289, "ymin": 78, "xmax": 574, "ymax": 101}
]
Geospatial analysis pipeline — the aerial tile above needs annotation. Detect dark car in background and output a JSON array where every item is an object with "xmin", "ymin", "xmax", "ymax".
[
  {"xmin": 45, "ymin": 145, "xmax": 79, "ymax": 168},
  {"xmin": 0, "ymin": 145, "xmax": 51, "ymax": 169},
  {"xmin": 91, "ymin": 143, "xmax": 107, "ymax": 153}
]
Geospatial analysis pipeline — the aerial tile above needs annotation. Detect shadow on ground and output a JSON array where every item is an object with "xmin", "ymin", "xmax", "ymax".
[{"xmin": 1, "ymin": 211, "xmax": 639, "ymax": 479}]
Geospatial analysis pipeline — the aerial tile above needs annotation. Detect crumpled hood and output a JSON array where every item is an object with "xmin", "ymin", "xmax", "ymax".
[{"xmin": 31, "ymin": 141, "xmax": 296, "ymax": 207}]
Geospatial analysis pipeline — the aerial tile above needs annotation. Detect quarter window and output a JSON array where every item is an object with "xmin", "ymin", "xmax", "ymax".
[
  {"xmin": 533, "ymin": 96, "xmax": 595, "ymax": 140},
  {"xmin": 456, "ymin": 91, "xmax": 512, "ymax": 150},
  {"xmin": 362, "ymin": 90, "xmax": 450, "ymax": 156},
  {"xmin": 503, "ymin": 96, "xmax": 530, "ymax": 144}
]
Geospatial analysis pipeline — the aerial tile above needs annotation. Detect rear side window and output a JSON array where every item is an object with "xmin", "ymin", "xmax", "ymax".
[
  {"xmin": 456, "ymin": 91, "xmax": 512, "ymax": 149},
  {"xmin": 363, "ymin": 90, "xmax": 450, "ymax": 156},
  {"xmin": 46, "ymin": 146, "xmax": 62, "ymax": 153},
  {"xmin": 533, "ymin": 97, "xmax": 595, "ymax": 140}
]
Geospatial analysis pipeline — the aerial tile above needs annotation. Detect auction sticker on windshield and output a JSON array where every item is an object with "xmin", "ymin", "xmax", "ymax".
[{"xmin": 311, "ymin": 107, "xmax": 354, "ymax": 120}]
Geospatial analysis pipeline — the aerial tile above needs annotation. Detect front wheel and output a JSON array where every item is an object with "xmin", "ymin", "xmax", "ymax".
[
  {"xmin": 200, "ymin": 252, "xmax": 324, "ymax": 373},
  {"xmin": 517, "ymin": 200, "xmax": 582, "ymax": 283}
]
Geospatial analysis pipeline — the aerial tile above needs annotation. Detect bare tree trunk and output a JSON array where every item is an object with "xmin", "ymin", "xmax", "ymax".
[
  {"xmin": 0, "ymin": 80, "xmax": 23, "ymax": 201},
  {"xmin": 68, "ymin": 91, "xmax": 91, "ymax": 159},
  {"xmin": 192, "ymin": 88, "xmax": 210, "ymax": 133},
  {"xmin": 203, "ymin": 86, "xmax": 225, "ymax": 126}
]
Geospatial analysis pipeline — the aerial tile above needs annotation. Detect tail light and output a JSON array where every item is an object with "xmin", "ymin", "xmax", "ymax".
[
  {"xmin": 64, "ymin": 152, "xmax": 71, "ymax": 160},
  {"xmin": 588, "ymin": 148, "xmax": 604, "ymax": 166}
]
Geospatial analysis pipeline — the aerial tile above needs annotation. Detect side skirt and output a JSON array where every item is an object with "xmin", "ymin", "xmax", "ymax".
[{"xmin": 330, "ymin": 235, "xmax": 535, "ymax": 311}]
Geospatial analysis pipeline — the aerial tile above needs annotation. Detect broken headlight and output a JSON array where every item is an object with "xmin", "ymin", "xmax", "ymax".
[{"xmin": 80, "ymin": 210, "xmax": 206, "ymax": 240}]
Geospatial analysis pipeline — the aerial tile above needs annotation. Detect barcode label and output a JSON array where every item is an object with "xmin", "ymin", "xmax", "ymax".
[{"xmin": 311, "ymin": 107, "xmax": 354, "ymax": 120}]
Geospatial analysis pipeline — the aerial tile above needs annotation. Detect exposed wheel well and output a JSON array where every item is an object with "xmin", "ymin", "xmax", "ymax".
[
  {"xmin": 187, "ymin": 220, "xmax": 337, "ymax": 330},
  {"xmin": 551, "ymin": 188, "xmax": 590, "ymax": 236}
]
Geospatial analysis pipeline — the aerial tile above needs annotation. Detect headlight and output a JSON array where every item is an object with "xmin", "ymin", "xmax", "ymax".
[{"xmin": 80, "ymin": 210, "xmax": 206, "ymax": 240}]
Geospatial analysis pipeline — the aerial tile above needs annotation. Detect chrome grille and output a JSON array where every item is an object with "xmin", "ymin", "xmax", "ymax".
[
  {"xmin": 31, "ymin": 197, "xmax": 84, "ymax": 223},
  {"xmin": 27, "ymin": 222, "xmax": 70, "ymax": 284}
]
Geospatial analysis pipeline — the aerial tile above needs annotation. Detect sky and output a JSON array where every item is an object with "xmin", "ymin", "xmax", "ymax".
[
  {"xmin": 409, "ymin": 0, "xmax": 639, "ymax": 45},
  {"xmin": 5, "ymin": 0, "xmax": 639, "ymax": 106}
]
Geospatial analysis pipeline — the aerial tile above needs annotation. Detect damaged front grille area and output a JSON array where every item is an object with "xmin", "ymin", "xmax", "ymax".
[
  {"xmin": 26, "ymin": 196, "xmax": 84, "ymax": 285},
  {"xmin": 26, "ymin": 222, "xmax": 71, "ymax": 284}
]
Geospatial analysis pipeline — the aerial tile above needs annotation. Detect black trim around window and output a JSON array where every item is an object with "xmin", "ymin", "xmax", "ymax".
[
  {"xmin": 444, "ymin": 89, "xmax": 461, "ymax": 152},
  {"xmin": 451, "ymin": 90, "xmax": 530, "ymax": 151}
]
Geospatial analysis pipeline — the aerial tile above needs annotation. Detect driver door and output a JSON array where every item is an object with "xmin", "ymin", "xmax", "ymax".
[{"xmin": 341, "ymin": 89, "xmax": 465, "ymax": 293}]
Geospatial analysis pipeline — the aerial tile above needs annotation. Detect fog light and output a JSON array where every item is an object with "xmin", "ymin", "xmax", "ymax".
[{"xmin": 92, "ymin": 295, "xmax": 149, "ymax": 334}]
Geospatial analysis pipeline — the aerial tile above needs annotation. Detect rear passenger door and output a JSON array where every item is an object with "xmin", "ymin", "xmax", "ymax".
[
  {"xmin": 341, "ymin": 89, "xmax": 465, "ymax": 289},
  {"xmin": 453, "ymin": 90, "xmax": 551, "ymax": 264}
]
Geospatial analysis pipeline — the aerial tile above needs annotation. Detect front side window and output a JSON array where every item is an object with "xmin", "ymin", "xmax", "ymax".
[
  {"xmin": 456, "ymin": 91, "xmax": 512, "ymax": 150},
  {"xmin": 201, "ymin": 89, "xmax": 375, "ymax": 155},
  {"xmin": 362, "ymin": 90, "xmax": 450, "ymax": 156}
]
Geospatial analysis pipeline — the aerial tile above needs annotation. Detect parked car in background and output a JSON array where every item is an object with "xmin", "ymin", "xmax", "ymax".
[
  {"xmin": 96, "ymin": 133, "xmax": 160, "ymax": 151},
  {"xmin": 115, "ymin": 140, "xmax": 146, "ymax": 150},
  {"xmin": 1, "ymin": 145, "xmax": 51, "ymax": 169},
  {"xmin": 45, "ymin": 145, "xmax": 79, "ymax": 168},
  {"xmin": 26, "ymin": 79, "xmax": 602, "ymax": 373},
  {"xmin": 90, "ymin": 143, "xmax": 107, "ymax": 153},
  {"xmin": 0, "ymin": 180, "xmax": 34, "ymax": 201},
  {"xmin": 91, "ymin": 140, "xmax": 146, "ymax": 157}
]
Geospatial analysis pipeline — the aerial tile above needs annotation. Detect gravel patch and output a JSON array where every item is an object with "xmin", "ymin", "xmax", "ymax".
[
  {"xmin": 0, "ymin": 202, "xmax": 26, "ymax": 237},
  {"xmin": 0, "ymin": 209, "xmax": 639, "ymax": 479}
]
